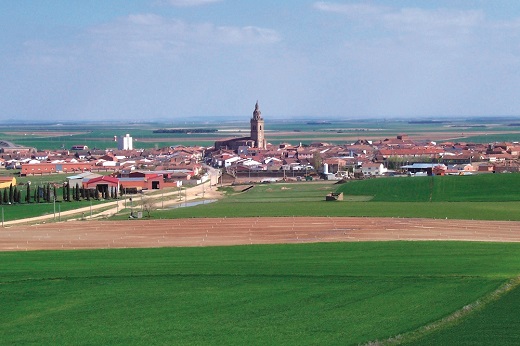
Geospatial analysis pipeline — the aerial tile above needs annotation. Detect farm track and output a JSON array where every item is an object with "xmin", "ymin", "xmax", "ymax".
[{"xmin": 1, "ymin": 217, "xmax": 520, "ymax": 251}]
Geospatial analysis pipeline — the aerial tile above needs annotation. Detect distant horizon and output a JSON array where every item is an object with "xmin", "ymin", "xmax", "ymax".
[{"xmin": 2, "ymin": 114, "xmax": 520, "ymax": 126}]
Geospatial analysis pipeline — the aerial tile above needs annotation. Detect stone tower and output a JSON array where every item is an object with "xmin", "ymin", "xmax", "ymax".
[{"xmin": 250, "ymin": 101, "xmax": 266, "ymax": 149}]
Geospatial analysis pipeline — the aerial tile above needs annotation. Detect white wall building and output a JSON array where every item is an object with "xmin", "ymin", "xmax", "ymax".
[{"xmin": 118, "ymin": 134, "xmax": 133, "ymax": 150}]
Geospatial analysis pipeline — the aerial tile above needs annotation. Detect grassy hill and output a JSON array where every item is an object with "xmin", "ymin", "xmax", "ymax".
[
  {"xmin": 1, "ymin": 242, "xmax": 519, "ymax": 345},
  {"xmin": 336, "ymin": 173, "xmax": 520, "ymax": 202}
]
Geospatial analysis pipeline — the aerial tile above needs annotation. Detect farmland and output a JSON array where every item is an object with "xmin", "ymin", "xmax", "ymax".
[
  {"xmin": 133, "ymin": 176, "xmax": 520, "ymax": 221},
  {"xmin": 3, "ymin": 117, "xmax": 520, "ymax": 150},
  {"xmin": 3, "ymin": 128, "xmax": 520, "ymax": 344},
  {"xmin": 1, "ymin": 242, "xmax": 519, "ymax": 345},
  {"xmin": 335, "ymin": 173, "xmax": 520, "ymax": 202}
]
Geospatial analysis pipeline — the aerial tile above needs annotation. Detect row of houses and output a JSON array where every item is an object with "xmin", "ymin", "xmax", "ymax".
[
  {"xmin": 208, "ymin": 134, "xmax": 520, "ymax": 178},
  {"xmin": 5, "ymin": 133, "xmax": 520, "ymax": 186},
  {"xmin": 11, "ymin": 146, "xmax": 204, "ymax": 178},
  {"xmin": 65, "ymin": 171, "xmax": 187, "ymax": 194}
]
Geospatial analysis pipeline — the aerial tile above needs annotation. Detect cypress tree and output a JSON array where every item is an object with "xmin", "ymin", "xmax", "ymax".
[
  {"xmin": 53, "ymin": 186, "xmax": 57, "ymax": 201},
  {"xmin": 36, "ymin": 187, "xmax": 40, "ymax": 203},
  {"xmin": 75, "ymin": 184, "xmax": 80, "ymax": 201},
  {"xmin": 17, "ymin": 190, "xmax": 21, "ymax": 204},
  {"xmin": 26, "ymin": 184, "xmax": 31, "ymax": 203},
  {"xmin": 66, "ymin": 183, "xmax": 71, "ymax": 202},
  {"xmin": 13, "ymin": 186, "xmax": 18, "ymax": 203},
  {"xmin": 9, "ymin": 184, "xmax": 13, "ymax": 204},
  {"xmin": 3, "ymin": 189, "xmax": 8, "ymax": 204},
  {"xmin": 46, "ymin": 184, "xmax": 51, "ymax": 202}
]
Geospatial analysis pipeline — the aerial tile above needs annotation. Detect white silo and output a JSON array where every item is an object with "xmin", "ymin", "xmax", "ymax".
[{"xmin": 323, "ymin": 163, "xmax": 329, "ymax": 174}]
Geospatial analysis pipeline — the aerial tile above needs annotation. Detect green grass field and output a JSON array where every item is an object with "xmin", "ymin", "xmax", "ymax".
[
  {"xmin": 1, "ymin": 242, "xmax": 519, "ymax": 345},
  {"xmin": 131, "ymin": 178, "xmax": 520, "ymax": 221},
  {"xmin": 336, "ymin": 173, "xmax": 520, "ymax": 202}
]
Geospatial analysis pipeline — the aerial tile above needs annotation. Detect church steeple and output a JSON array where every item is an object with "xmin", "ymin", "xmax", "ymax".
[
  {"xmin": 252, "ymin": 100, "xmax": 262, "ymax": 120},
  {"xmin": 250, "ymin": 101, "xmax": 266, "ymax": 149}
]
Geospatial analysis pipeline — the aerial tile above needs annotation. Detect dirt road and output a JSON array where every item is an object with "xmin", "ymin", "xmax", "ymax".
[{"xmin": 3, "ymin": 181, "xmax": 221, "ymax": 227}]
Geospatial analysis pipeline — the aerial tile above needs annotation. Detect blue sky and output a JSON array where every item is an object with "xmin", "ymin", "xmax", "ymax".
[{"xmin": 2, "ymin": 0, "xmax": 520, "ymax": 122}]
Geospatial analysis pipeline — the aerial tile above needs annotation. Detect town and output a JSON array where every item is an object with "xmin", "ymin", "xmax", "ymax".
[{"xmin": 1, "ymin": 102, "xmax": 518, "ymax": 196}]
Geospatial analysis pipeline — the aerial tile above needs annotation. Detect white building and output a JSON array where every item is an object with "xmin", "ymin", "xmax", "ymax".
[
  {"xmin": 117, "ymin": 134, "xmax": 133, "ymax": 150},
  {"xmin": 361, "ymin": 162, "xmax": 387, "ymax": 176}
]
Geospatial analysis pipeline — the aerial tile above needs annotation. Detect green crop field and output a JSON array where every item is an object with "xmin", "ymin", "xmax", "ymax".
[
  {"xmin": 336, "ymin": 173, "xmax": 520, "ymax": 202},
  {"xmin": 150, "ymin": 199, "xmax": 520, "ymax": 221},
  {"xmin": 131, "ymin": 177, "xmax": 520, "ymax": 221},
  {"xmin": 409, "ymin": 277, "xmax": 520, "ymax": 345},
  {"xmin": 1, "ymin": 242, "xmax": 519, "ymax": 345}
]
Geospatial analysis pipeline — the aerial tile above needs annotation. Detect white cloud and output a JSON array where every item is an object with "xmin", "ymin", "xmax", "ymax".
[
  {"xmin": 165, "ymin": 0, "xmax": 222, "ymax": 7},
  {"xmin": 87, "ymin": 14, "xmax": 281, "ymax": 60},
  {"xmin": 313, "ymin": 2, "xmax": 389, "ymax": 19}
]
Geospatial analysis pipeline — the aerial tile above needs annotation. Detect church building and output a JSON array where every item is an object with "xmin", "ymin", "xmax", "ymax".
[{"xmin": 214, "ymin": 102, "xmax": 267, "ymax": 151}]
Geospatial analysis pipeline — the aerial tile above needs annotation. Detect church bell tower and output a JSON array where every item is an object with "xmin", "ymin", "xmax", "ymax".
[{"xmin": 250, "ymin": 101, "xmax": 266, "ymax": 149}]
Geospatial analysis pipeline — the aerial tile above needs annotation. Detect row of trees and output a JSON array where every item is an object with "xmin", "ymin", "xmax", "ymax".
[
  {"xmin": 0, "ymin": 183, "xmax": 122, "ymax": 205},
  {"xmin": 0, "ymin": 183, "xmax": 58, "ymax": 205},
  {"xmin": 62, "ymin": 183, "xmax": 119, "ymax": 202}
]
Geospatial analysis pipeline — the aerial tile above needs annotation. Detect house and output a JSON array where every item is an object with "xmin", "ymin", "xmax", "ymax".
[
  {"xmin": 0, "ymin": 176, "xmax": 16, "ymax": 189},
  {"xmin": 361, "ymin": 162, "xmax": 387, "ymax": 176},
  {"xmin": 21, "ymin": 162, "xmax": 95, "ymax": 176}
]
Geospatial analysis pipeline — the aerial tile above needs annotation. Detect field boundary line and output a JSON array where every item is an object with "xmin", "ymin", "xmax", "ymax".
[{"xmin": 363, "ymin": 275, "xmax": 520, "ymax": 345}]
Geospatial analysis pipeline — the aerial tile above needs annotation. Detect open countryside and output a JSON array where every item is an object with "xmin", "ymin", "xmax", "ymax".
[
  {"xmin": 4, "ymin": 1, "xmax": 520, "ymax": 344},
  {"xmin": 2, "ymin": 115, "xmax": 520, "ymax": 344}
]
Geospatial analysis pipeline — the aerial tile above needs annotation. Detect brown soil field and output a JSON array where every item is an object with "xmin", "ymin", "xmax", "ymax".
[{"xmin": 1, "ymin": 217, "xmax": 520, "ymax": 251}]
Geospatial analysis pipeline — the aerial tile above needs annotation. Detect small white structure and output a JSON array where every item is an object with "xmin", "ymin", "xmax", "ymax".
[
  {"xmin": 323, "ymin": 163, "xmax": 329, "ymax": 174},
  {"xmin": 117, "ymin": 134, "xmax": 133, "ymax": 150},
  {"xmin": 361, "ymin": 162, "xmax": 387, "ymax": 176}
]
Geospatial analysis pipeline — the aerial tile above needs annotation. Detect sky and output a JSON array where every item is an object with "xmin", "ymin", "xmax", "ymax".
[{"xmin": 2, "ymin": 0, "xmax": 520, "ymax": 122}]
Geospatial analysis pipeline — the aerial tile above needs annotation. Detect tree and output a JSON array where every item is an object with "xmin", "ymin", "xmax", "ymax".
[
  {"xmin": 53, "ymin": 186, "xmax": 57, "ymax": 202},
  {"xmin": 3, "ymin": 189, "xmax": 9, "ymax": 204},
  {"xmin": 13, "ymin": 186, "xmax": 18, "ymax": 203},
  {"xmin": 75, "ymin": 183, "xmax": 80, "ymax": 201},
  {"xmin": 46, "ymin": 184, "xmax": 51, "ymax": 202},
  {"xmin": 142, "ymin": 197, "xmax": 156, "ymax": 218},
  {"xmin": 9, "ymin": 184, "xmax": 13, "ymax": 204},
  {"xmin": 16, "ymin": 190, "xmax": 21, "ymax": 204},
  {"xmin": 26, "ymin": 184, "xmax": 31, "ymax": 203},
  {"xmin": 311, "ymin": 152, "xmax": 323, "ymax": 172},
  {"xmin": 36, "ymin": 186, "xmax": 41, "ymax": 204},
  {"xmin": 66, "ymin": 183, "xmax": 71, "ymax": 202}
]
